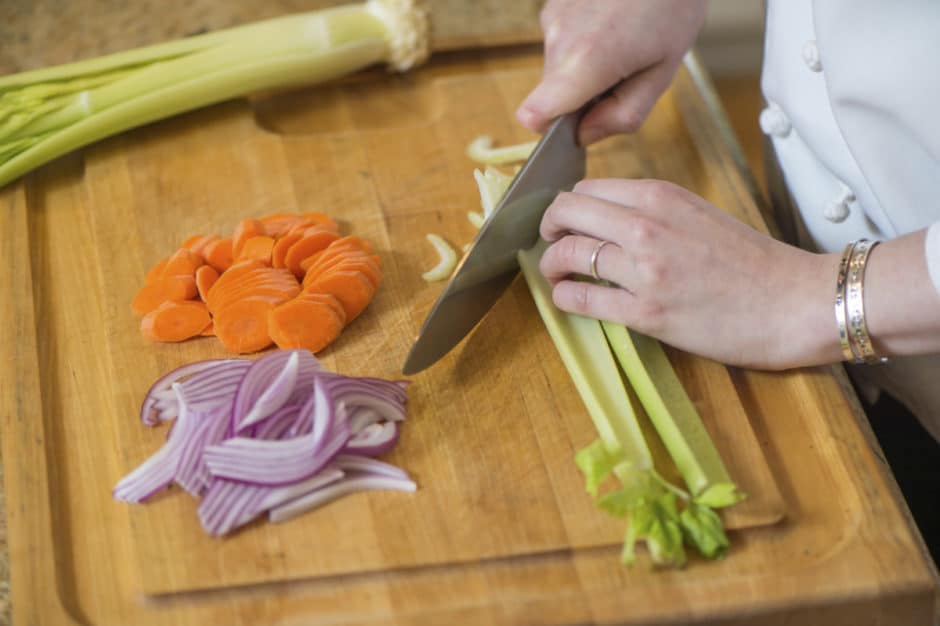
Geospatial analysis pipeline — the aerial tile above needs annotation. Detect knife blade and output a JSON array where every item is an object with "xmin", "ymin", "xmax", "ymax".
[{"xmin": 402, "ymin": 110, "xmax": 586, "ymax": 375}]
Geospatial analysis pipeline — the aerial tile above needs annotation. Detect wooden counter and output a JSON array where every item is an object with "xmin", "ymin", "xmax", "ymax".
[{"xmin": 1, "ymin": 2, "xmax": 937, "ymax": 625}]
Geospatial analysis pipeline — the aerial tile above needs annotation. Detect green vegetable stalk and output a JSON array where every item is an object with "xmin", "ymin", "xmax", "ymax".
[
  {"xmin": 0, "ymin": 0, "xmax": 429, "ymax": 188},
  {"xmin": 518, "ymin": 240, "xmax": 740, "ymax": 567}
]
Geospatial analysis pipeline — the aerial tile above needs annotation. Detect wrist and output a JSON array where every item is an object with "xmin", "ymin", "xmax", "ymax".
[{"xmin": 770, "ymin": 249, "xmax": 845, "ymax": 369}]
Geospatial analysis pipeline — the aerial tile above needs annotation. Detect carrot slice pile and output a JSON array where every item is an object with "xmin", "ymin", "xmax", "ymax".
[{"xmin": 132, "ymin": 213, "xmax": 381, "ymax": 353}]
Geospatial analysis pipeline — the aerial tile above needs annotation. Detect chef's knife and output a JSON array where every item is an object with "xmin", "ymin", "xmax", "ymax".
[{"xmin": 402, "ymin": 110, "xmax": 586, "ymax": 375}]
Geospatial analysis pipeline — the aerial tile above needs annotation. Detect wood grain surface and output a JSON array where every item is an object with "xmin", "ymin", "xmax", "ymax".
[{"xmin": 0, "ymin": 37, "xmax": 937, "ymax": 626}]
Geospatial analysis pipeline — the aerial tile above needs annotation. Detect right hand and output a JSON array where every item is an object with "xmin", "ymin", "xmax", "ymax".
[{"xmin": 516, "ymin": 0, "xmax": 708, "ymax": 145}]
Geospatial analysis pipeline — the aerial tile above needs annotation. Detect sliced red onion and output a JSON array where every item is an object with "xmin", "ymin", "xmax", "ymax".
[
  {"xmin": 253, "ymin": 403, "xmax": 303, "ymax": 440},
  {"xmin": 332, "ymin": 453, "xmax": 410, "ymax": 480},
  {"xmin": 197, "ymin": 468, "xmax": 345, "ymax": 537},
  {"xmin": 203, "ymin": 416, "xmax": 349, "ymax": 486},
  {"xmin": 347, "ymin": 407, "xmax": 382, "ymax": 434},
  {"xmin": 173, "ymin": 404, "xmax": 232, "ymax": 496},
  {"xmin": 237, "ymin": 351, "xmax": 300, "ymax": 431},
  {"xmin": 343, "ymin": 421, "xmax": 399, "ymax": 457},
  {"xmin": 117, "ymin": 351, "xmax": 414, "ymax": 537},
  {"xmin": 139, "ymin": 359, "xmax": 238, "ymax": 426},
  {"xmin": 230, "ymin": 350, "xmax": 321, "ymax": 435},
  {"xmin": 269, "ymin": 473, "xmax": 417, "ymax": 524},
  {"xmin": 115, "ymin": 386, "xmax": 192, "ymax": 502}
]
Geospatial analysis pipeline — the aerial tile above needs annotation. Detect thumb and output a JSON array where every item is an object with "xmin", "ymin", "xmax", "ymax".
[{"xmin": 516, "ymin": 58, "xmax": 617, "ymax": 133}]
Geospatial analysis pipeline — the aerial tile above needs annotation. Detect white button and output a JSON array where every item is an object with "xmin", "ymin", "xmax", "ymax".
[
  {"xmin": 802, "ymin": 40, "xmax": 823, "ymax": 72},
  {"xmin": 824, "ymin": 183, "xmax": 855, "ymax": 223},
  {"xmin": 759, "ymin": 104, "xmax": 791, "ymax": 138}
]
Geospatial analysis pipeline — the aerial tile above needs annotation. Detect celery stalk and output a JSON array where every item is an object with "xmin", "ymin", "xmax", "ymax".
[
  {"xmin": 0, "ymin": 0, "xmax": 429, "ymax": 188},
  {"xmin": 519, "ymin": 240, "xmax": 691, "ymax": 567},
  {"xmin": 600, "ymin": 322, "xmax": 743, "ymax": 509}
]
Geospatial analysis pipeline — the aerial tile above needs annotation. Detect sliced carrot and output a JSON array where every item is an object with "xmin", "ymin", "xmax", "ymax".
[
  {"xmin": 203, "ymin": 237, "xmax": 234, "ymax": 273},
  {"xmin": 301, "ymin": 212, "xmax": 340, "ymax": 232},
  {"xmin": 132, "ymin": 275, "xmax": 198, "ymax": 315},
  {"xmin": 284, "ymin": 227, "xmax": 342, "ymax": 277},
  {"xmin": 145, "ymin": 257, "xmax": 169, "ymax": 284},
  {"xmin": 259, "ymin": 213, "xmax": 310, "ymax": 238},
  {"xmin": 200, "ymin": 320, "xmax": 216, "ymax": 337},
  {"xmin": 303, "ymin": 248, "xmax": 380, "ymax": 288},
  {"xmin": 296, "ymin": 291, "xmax": 347, "ymax": 324},
  {"xmin": 238, "ymin": 235, "xmax": 276, "ymax": 265},
  {"xmin": 204, "ymin": 259, "xmax": 265, "ymax": 308},
  {"xmin": 298, "ymin": 251, "xmax": 325, "ymax": 275},
  {"xmin": 195, "ymin": 265, "xmax": 220, "ymax": 303},
  {"xmin": 231, "ymin": 219, "xmax": 266, "ymax": 259},
  {"xmin": 214, "ymin": 297, "xmax": 277, "ymax": 354},
  {"xmin": 187, "ymin": 234, "xmax": 220, "ymax": 260},
  {"xmin": 180, "ymin": 234, "xmax": 205, "ymax": 249},
  {"xmin": 162, "ymin": 248, "xmax": 203, "ymax": 278},
  {"xmin": 304, "ymin": 269, "xmax": 376, "ymax": 322},
  {"xmin": 213, "ymin": 284, "xmax": 300, "ymax": 316},
  {"xmin": 268, "ymin": 296, "xmax": 345, "ymax": 353},
  {"xmin": 140, "ymin": 300, "xmax": 211, "ymax": 343},
  {"xmin": 206, "ymin": 264, "xmax": 297, "ymax": 313},
  {"xmin": 271, "ymin": 232, "xmax": 304, "ymax": 269}
]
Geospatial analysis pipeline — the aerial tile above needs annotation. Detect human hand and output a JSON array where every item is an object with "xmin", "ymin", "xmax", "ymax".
[
  {"xmin": 517, "ymin": 0, "xmax": 707, "ymax": 145},
  {"xmin": 538, "ymin": 179, "xmax": 844, "ymax": 370}
]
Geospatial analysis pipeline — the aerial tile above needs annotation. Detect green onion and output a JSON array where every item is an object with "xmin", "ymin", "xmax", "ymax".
[{"xmin": 0, "ymin": 0, "xmax": 429, "ymax": 188}]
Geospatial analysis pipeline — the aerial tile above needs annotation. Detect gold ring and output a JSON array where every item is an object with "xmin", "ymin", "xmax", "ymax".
[{"xmin": 589, "ymin": 240, "xmax": 610, "ymax": 281}]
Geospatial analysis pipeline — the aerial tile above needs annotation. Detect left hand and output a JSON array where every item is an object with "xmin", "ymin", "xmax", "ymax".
[{"xmin": 538, "ymin": 178, "xmax": 843, "ymax": 370}]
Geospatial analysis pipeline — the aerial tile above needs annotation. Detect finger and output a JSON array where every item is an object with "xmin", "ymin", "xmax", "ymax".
[
  {"xmin": 551, "ymin": 279, "xmax": 636, "ymax": 323},
  {"xmin": 540, "ymin": 190, "xmax": 634, "ymax": 243},
  {"xmin": 572, "ymin": 177, "xmax": 692, "ymax": 212},
  {"xmin": 539, "ymin": 234, "xmax": 623, "ymax": 284},
  {"xmin": 577, "ymin": 62, "xmax": 677, "ymax": 144},
  {"xmin": 515, "ymin": 30, "xmax": 630, "ymax": 134}
]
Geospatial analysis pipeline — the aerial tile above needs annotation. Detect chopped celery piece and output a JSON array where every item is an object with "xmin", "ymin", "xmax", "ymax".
[
  {"xmin": 472, "ymin": 165, "xmax": 515, "ymax": 219},
  {"xmin": 0, "ymin": 0, "xmax": 429, "ymax": 188},
  {"xmin": 466, "ymin": 135, "xmax": 536, "ymax": 165},
  {"xmin": 600, "ymin": 322, "xmax": 743, "ymax": 508}
]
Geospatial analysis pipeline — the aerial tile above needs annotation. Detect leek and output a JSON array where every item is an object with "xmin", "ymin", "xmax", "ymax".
[{"xmin": 0, "ymin": 0, "xmax": 429, "ymax": 188}]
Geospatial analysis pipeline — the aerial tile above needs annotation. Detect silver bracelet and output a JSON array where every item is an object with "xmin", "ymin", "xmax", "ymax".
[
  {"xmin": 844, "ymin": 239, "xmax": 888, "ymax": 365},
  {"xmin": 834, "ymin": 241, "xmax": 858, "ymax": 362}
]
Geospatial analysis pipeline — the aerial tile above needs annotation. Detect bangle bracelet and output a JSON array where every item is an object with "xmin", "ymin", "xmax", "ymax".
[
  {"xmin": 845, "ymin": 239, "xmax": 888, "ymax": 365},
  {"xmin": 834, "ymin": 241, "xmax": 858, "ymax": 362}
]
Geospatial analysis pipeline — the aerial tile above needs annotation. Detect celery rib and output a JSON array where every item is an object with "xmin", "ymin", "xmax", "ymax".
[{"xmin": 0, "ymin": 0, "xmax": 429, "ymax": 189}]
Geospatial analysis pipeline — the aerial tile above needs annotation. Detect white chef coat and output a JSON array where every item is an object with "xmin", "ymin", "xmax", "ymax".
[{"xmin": 761, "ymin": 0, "xmax": 940, "ymax": 439}]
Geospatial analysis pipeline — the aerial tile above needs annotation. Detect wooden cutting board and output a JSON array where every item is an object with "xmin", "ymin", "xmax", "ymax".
[{"xmin": 0, "ymin": 48, "xmax": 935, "ymax": 626}]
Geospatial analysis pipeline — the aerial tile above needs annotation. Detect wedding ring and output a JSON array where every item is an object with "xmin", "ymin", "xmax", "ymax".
[{"xmin": 589, "ymin": 240, "xmax": 611, "ymax": 281}]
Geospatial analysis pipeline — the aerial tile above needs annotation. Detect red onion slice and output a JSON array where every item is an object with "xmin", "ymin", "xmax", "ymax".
[
  {"xmin": 230, "ymin": 350, "xmax": 321, "ymax": 435},
  {"xmin": 203, "ymin": 417, "xmax": 349, "ymax": 486},
  {"xmin": 238, "ymin": 351, "xmax": 300, "ymax": 431},
  {"xmin": 117, "ymin": 351, "xmax": 414, "ymax": 536},
  {"xmin": 269, "ymin": 473, "xmax": 417, "ymax": 523},
  {"xmin": 343, "ymin": 421, "xmax": 399, "ymax": 457},
  {"xmin": 197, "ymin": 468, "xmax": 345, "ymax": 537},
  {"xmin": 332, "ymin": 453, "xmax": 410, "ymax": 480},
  {"xmin": 139, "ymin": 359, "xmax": 239, "ymax": 425}
]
